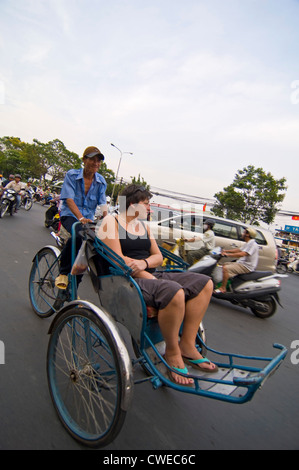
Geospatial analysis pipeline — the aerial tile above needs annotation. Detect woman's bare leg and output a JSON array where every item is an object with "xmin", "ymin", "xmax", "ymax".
[
  {"xmin": 158, "ymin": 289, "xmax": 193, "ymax": 385},
  {"xmin": 179, "ymin": 280, "xmax": 217, "ymax": 371}
]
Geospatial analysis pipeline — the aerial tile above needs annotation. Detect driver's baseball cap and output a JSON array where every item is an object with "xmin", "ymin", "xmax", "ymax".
[{"xmin": 83, "ymin": 146, "xmax": 105, "ymax": 161}]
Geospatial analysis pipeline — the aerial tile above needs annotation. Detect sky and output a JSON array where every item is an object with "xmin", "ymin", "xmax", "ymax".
[{"xmin": 1, "ymin": 0, "xmax": 299, "ymax": 215}]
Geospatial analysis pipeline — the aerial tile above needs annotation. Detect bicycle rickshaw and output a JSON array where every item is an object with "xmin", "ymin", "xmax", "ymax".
[{"xmin": 29, "ymin": 222, "xmax": 287, "ymax": 448}]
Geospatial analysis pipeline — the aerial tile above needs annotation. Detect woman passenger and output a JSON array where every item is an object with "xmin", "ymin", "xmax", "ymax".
[{"xmin": 96, "ymin": 184, "xmax": 217, "ymax": 386}]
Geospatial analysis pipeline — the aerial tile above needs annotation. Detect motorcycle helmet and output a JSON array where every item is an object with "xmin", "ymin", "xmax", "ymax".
[
  {"xmin": 15, "ymin": 174, "xmax": 21, "ymax": 179},
  {"xmin": 204, "ymin": 219, "xmax": 215, "ymax": 229}
]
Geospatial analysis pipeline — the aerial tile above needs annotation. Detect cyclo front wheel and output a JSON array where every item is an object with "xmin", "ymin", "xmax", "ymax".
[
  {"xmin": 29, "ymin": 247, "xmax": 60, "ymax": 317},
  {"xmin": 47, "ymin": 307, "xmax": 128, "ymax": 448}
]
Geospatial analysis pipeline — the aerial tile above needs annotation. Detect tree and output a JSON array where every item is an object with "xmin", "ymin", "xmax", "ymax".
[
  {"xmin": 32, "ymin": 139, "xmax": 81, "ymax": 182},
  {"xmin": 212, "ymin": 165, "xmax": 287, "ymax": 225},
  {"xmin": 0, "ymin": 136, "xmax": 150, "ymax": 197},
  {"xmin": 0, "ymin": 136, "xmax": 81, "ymax": 182},
  {"xmin": 0, "ymin": 136, "xmax": 28, "ymax": 176}
]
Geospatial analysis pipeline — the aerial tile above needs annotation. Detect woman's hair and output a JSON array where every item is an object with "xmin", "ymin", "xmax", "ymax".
[{"xmin": 119, "ymin": 184, "xmax": 152, "ymax": 210}]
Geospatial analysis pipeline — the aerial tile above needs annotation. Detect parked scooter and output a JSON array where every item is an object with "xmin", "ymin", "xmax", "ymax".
[
  {"xmin": 0, "ymin": 188, "xmax": 18, "ymax": 218},
  {"xmin": 187, "ymin": 245, "xmax": 282, "ymax": 318}
]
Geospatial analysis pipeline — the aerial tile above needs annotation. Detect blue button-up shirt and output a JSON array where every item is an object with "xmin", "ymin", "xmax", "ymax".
[{"xmin": 60, "ymin": 168, "xmax": 107, "ymax": 220}]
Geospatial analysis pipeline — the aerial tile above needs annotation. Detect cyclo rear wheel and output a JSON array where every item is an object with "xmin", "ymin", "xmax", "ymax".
[
  {"xmin": 29, "ymin": 247, "xmax": 60, "ymax": 317},
  {"xmin": 47, "ymin": 307, "xmax": 127, "ymax": 448}
]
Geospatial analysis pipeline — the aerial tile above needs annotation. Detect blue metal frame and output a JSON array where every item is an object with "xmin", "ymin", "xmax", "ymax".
[{"xmin": 68, "ymin": 223, "xmax": 288, "ymax": 404}]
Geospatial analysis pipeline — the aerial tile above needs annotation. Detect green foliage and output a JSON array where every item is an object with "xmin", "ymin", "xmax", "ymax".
[
  {"xmin": 0, "ymin": 136, "xmax": 81, "ymax": 182},
  {"xmin": 212, "ymin": 165, "xmax": 287, "ymax": 225},
  {"xmin": 0, "ymin": 137, "xmax": 150, "ymax": 196}
]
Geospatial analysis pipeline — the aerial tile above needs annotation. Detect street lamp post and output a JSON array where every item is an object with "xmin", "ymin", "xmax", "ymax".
[{"xmin": 110, "ymin": 143, "xmax": 133, "ymax": 204}]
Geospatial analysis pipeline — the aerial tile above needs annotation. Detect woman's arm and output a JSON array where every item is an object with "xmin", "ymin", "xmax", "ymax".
[{"xmin": 96, "ymin": 216, "xmax": 163, "ymax": 278}]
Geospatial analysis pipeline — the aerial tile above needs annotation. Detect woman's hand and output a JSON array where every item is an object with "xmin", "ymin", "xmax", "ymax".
[{"xmin": 125, "ymin": 258, "xmax": 147, "ymax": 275}]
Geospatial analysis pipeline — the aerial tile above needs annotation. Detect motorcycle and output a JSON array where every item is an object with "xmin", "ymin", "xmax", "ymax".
[
  {"xmin": 163, "ymin": 239, "xmax": 282, "ymax": 319},
  {"xmin": 287, "ymin": 256, "xmax": 299, "ymax": 274},
  {"xmin": 276, "ymin": 257, "xmax": 289, "ymax": 274},
  {"xmin": 44, "ymin": 199, "xmax": 69, "ymax": 249},
  {"xmin": 21, "ymin": 189, "xmax": 33, "ymax": 211},
  {"xmin": 188, "ymin": 246, "xmax": 283, "ymax": 318},
  {"xmin": 0, "ymin": 188, "xmax": 18, "ymax": 218},
  {"xmin": 45, "ymin": 200, "xmax": 60, "ymax": 231}
]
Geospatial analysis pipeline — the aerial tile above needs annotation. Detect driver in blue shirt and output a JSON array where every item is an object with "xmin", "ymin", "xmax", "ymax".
[{"xmin": 54, "ymin": 146, "xmax": 107, "ymax": 306}]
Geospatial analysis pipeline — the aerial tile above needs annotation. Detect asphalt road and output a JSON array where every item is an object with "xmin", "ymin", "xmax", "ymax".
[{"xmin": 0, "ymin": 203, "xmax": 298, "ymax": 450}]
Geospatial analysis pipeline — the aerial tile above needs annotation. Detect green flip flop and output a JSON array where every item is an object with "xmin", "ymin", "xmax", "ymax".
[
  {"xmin": 166, "ymin": 364, "xmax": 194, "ymax": 387},
  {"xmin": 182, "ymin": 356, "xmax": 219, "ymax": 373}
]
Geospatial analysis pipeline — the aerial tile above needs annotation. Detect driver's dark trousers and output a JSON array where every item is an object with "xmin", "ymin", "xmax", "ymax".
[{"xmin": 59, "ymin": 216, "xmax": 84, "ymax": 284}]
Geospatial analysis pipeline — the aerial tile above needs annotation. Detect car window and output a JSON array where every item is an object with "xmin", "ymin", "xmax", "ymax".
[
  {"xmin": 160, "ymin": 214, "xmax": 203, "ymax": 233},
  {"xmin": 150, "ymin": 206, "xmax": 179, "ymax": 221},
  {"xmin": 160, "ymin": 215, "xmax": 181, "ymax": 228},
  {"xmin": 181, "ymin": 214, "xmax": 203, "ymax": 233},
  {"xmin": 212, "ymin": 221, "xmax": 238, "ymax": 239}
]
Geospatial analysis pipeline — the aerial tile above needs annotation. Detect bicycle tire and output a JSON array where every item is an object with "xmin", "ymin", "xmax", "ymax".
[
  {"xmin": 47, "ymin": 307, "xmax": 127, "ymax": 447},
  {"xmin": 29, "ymin": 247, "xmax": 60, "ymax": 317}
]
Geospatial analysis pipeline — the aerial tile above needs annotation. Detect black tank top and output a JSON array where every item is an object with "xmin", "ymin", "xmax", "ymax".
[{"xmin": 116, "ymin": 218, "xmax": 151, "ymax": 260}]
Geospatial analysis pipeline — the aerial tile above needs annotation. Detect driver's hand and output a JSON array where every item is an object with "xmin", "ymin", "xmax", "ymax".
[{"xmin": 80, "ymin": 217, "xmax": 93, "ymax": 225}]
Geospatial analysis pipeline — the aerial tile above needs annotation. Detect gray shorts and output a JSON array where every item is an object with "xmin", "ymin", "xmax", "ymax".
[
  {"xmin": 223, "ymin": 262, "xmax": 251, "ymax": 278},
  {"xmin": 135, "ymin": 271, "xmax": 211, "ymax": 311}
]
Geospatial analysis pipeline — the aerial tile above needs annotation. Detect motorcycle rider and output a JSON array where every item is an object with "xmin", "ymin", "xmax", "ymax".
[
  {"xmin": 184, "ymin": 219, "xmax": 215, "ymax": 265},
  {"xmin": 2, "ymin": 174, "xmax": 14, "ymax": 187},
  {"xmin": 4, "ymin": 174, "xmax": 23, "ymax": 212},
  {"xmin": 215, "ymin": 227, "xmax": 259, "ymax": 293}
]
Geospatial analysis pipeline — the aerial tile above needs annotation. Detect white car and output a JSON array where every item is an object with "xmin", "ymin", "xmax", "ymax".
[{"xmin": 148, "ymin": 212, "xmax": 277, "ymax": 272}]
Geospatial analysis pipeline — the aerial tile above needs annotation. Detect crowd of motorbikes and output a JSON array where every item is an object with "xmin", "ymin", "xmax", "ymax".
[
  {"xmin": 0, "ymin": 181, "xmax": 58, "ymax": 219},
  {"xmin": 0, "ymin": 187, "xmax": 34, "ymax": 217},
  {"xmin": 276, "ymin": 252, "xmax": 299, "ymax": 274}
]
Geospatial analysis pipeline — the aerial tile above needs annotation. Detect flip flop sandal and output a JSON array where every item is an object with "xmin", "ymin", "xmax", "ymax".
[
  {"xmin": 166, "ymin": 364, "xmax": 194, "ymax": 387},
  {"xmin": 213, "ymin": 289, "xmax": 225, "ymax": 294},
  {"xmin": 182, "ymin": 356, "xmax": 219, "ymax": 373}
]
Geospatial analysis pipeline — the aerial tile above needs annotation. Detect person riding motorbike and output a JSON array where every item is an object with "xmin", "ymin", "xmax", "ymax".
[
  {"xmin": 184, "ymin": 219, "xmax": 215, "ymax": 265},
  {"xmin": 2, "ymin": 174, "xmax": 14, "ymax": 188},
  {"xmin": 4, "ymin": 174, "xmax": 23, "ymax": 212},
  {"xmin": 214, "ymin": 227, "xmax": 259, "ymax": 293}
]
